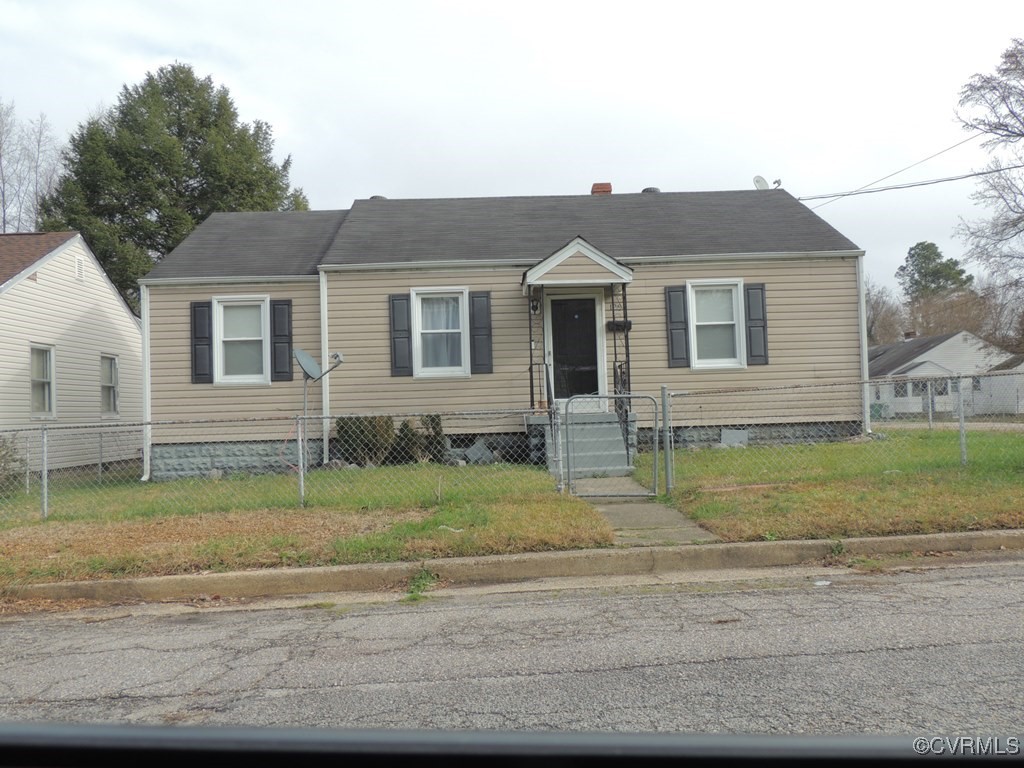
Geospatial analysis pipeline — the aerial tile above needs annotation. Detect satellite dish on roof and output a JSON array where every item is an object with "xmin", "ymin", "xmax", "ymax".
[
  {"xmin": 294, "ymin": 348, "xmax": 322, "ymax": 381},
  {"xmin": 753, "ymin": 175, "xmax": 770, "ymax": 190}
]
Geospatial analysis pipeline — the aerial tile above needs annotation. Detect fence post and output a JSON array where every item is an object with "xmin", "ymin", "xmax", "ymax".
[
  {"xmin": 24, "ymin": 431, "xmax": 30, "ymax": 494},
  {"xmin": 958, "ymin": 378, "xmax": 967, "ymax": 466},
  {"xmin": 40, "ymin": 426, "xmax": 48, "ymax": 519},
  {"xmin": 927, "ymin": 381, "xmax": 933, "ymax": 430},
  {"xmin": 98, "ymin": 432, "xmax": 104, "ymax": 480},
  {"xmin": 551, "ymin": 405, "xmax": 564, "ymax": 493},
  {"xmin": 297, "ymin": 416, "xmax": 306, "ymax": 507},
  {"xmin": 662, "ymin": 385, "xmax": 673, "ymax": 495}
]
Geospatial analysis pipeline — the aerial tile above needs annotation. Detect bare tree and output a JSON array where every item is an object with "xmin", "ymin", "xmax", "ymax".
[
  {"xmin": 0, "ymin": 98, "xmax": 60, "ymax": 232},
  {"xmin": 957, "ymin": 39, "xmax": 1024, "ymax": 283},
  {"xmin": 902, "ymin": 274, "xmax": 1023, "ymax": 348},
  {"xmin": 864, "ymin": 277, "xmax": 905, "ymax": 346}
]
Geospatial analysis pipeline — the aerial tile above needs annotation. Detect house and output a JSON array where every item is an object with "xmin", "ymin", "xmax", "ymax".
[
  {"xmin": 139, "ymin": 185, "xmax": 868, "ymax": 479},
  {"xmin": 0, "ymin": 232, "xmax": 143, "ymax": 469},
  {"xmin": 867, "ymin": 331, "xmax": 1012, "ymax": 418},
  {"xmin": 974, "ymin": 354, "xmax": 1024, "ymax": 416}
]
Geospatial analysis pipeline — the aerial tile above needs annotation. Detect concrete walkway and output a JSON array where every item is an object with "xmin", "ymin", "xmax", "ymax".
[{"xmin": 573, "ymin": 476, "xmax": 720, "ymax": 546}]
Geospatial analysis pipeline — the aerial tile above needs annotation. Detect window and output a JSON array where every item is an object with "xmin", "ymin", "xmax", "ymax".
[
  {"xmin": 894, "ymin": 382, "xmax": 908, "ymax": 398},
  {"xmin": 934, "ymin": 379, "xmax": 949, "ymax": 396},
  {"xmin": 411, "ymin": 288, "xmax": 470, "ymax": 378},
  {"xmin": 190, "ymin": 299, "xmax": 292, "ymax": 385},
  {"xmin": 215, "ymin": 298, "xmax": 269, "ymax": 384},
  {"xmin": 666, "ymin": 281, "xmax": 766, "ymax": 370},
  {"xmin": 389, "ymin": 291, "xmax": 492, "ymax": 377},
  {"xmin": 912, "ymin": 381, "xmax": 927, "ymax": 397},
  {"xmin": 30, "ymin": 345, "xmax": 54, "ymax": 417},
  {"xmin": 101, "ymin": 355, "xmax": 118, "ymax": 415},
  {"xmin": 972, "ymin": 376, "xmax": 982, "ymax": 392}
]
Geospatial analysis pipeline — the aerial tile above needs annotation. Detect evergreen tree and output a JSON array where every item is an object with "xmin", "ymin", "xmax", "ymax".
[{"xmin": 40, "ymin": 63, "xmax": 307, "ymax": 304}]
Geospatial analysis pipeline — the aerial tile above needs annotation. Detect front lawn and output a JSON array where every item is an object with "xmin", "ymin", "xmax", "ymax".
[
  {"xmin": 0, "ymin": 464, "xmax": 613, "ymax": 588},
  {"xmin": 637, "ymin": 429, "xmax": 1024, "ymax": 541}
]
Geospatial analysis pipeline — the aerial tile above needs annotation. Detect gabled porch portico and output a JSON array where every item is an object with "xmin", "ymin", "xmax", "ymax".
[{"xmin": 522, "ymin": 236, "xmax": 634, "ymax": 411}]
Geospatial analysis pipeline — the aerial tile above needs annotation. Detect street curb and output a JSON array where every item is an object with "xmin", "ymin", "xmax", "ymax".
[{"xmin": 9, "ymin": 529, "xmax": 1024, "ymax": 604}]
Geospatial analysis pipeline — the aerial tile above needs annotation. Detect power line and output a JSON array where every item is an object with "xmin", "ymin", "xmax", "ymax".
[
  {"xmin": 809, "ymin": 133, "xmax": 984, "ymax": 210},
  {"xmin": 798, "ymin": 163, "xmax": 1024, "ymax": 203}
]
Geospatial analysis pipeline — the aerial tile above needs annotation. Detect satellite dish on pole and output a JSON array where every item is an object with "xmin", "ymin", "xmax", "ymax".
[
  {"xmin": 753, "ymin": 175, "xmax": 770, "ymax": 190},
  {"xmin": 294, "ymin": 348, "xmax": 322, "ymax": 381},
  {"xmin": 293, "ymin": 348, "xmax": 345, "ymax": 472}
]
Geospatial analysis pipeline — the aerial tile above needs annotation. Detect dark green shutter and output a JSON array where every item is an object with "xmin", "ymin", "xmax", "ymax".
[
  {"xmin": 190, "ymin": 301, "xmax": 213, "ymax": 383},
  {"xmin": 389, "ymin": 294, "xmax": 412, "ymax": 376},
  {"xmin": 665, "ymin": 286, "xmax": 689, "ymax": 368},
  {"xmin": 270, "ymin": 300, "xmax": 293, "ymax": 381},
  {"xmin": 744, "ymin": 283, "xmax": 768, "ymax": 366},
  {"xmin": 469, "ymin": 291, "xmax": 493, "ymax": 374}
]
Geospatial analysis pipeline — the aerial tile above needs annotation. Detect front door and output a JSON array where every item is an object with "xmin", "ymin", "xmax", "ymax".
[{"xmin": 549, "ymin": 297, "xmax": 599, "ymax": 401}]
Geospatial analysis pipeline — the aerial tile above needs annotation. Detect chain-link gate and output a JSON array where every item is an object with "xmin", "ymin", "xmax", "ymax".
[{"xmin": 561, "ymin": 394, "xmax": 659, "ymax": 497}]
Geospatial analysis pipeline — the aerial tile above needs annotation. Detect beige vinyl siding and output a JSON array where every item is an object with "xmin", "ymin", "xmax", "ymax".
[
  {"xmin": 323, "ymin": 256, "xmax": 862, "ymax": 425},
  {"xmin": 148, "ymin": 282, "xmax": 321, "ymax": 443},
  {"xmin": 0, "ymin": 239, "xmax": 143, "ymax": 468},
  {"xmin": 625, "ymin": 257, "xmax": 862, "ymax": 423},
  {"xmin": 325, "ymin": 268, "xmax": 534, "ymax": 413},
  {"xmin": 541, "ymin": 250, "xmax": 625, "ymax": 283}
]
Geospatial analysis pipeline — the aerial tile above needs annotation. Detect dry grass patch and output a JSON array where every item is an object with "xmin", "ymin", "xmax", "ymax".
[
  {"xmin": 0, "ymin": 507, "xmax": 430, "ymax": 585},
  {"xmin": 685, "ymin": 474, "xmax": 1024, "ymax": 542},
  {"xmin": 0, "ymin": 492, "xmax": 614, "ymax": 588}
]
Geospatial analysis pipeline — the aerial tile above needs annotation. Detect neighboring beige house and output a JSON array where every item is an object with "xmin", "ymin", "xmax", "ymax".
[
  {"xmin": 0, "ymin": 232, "xmax": 143, "ymax": 468},
  {"xmin": 139, "ymin": 185, "xmax": 868, "ymax": 479}
]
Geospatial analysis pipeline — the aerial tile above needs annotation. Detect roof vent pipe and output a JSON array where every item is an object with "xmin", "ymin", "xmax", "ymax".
[{"xmin": 591, "ymin": 182, "xmax": 612, "ymax": 195}]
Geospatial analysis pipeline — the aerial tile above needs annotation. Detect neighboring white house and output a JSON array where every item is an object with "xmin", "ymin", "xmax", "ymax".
[
  {"xmin": 974, "ymin": 354, "xmax": 1024, "ymax": 416},
  {"xmin": 0, "ymin": 232, "xmax": 143, "ymax": 469},
  {"xmin": 868, "ymin": 331, "xmax": 1012, "ymax": 418}
]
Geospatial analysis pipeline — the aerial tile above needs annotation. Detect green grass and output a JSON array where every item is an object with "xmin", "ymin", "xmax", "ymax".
[
  {"xmin": 0, "ymin": 463, "xmax": 615, "ymax": 588},
  {"xmin": 0, "ymin": 462, "xmax": 560, "ymax": 528},
  {"xmin": 635, "ymin": 428, "xmax": 1024, "ymax": 542}
]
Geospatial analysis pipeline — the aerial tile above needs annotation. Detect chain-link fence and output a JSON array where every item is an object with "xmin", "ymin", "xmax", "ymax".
[
  {"xmin": 3, "ymin": 373, "xmax": 1020, "ymax": 523},
  {"xmin": 1, "ymin": 410, "xmax": 564, "ymax": 522},
  {"xmin": 666, "ymin": 372, "xmax": 1024, "ymax": 493}
]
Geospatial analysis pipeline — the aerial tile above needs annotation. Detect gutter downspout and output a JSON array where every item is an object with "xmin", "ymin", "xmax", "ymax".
[
  {"xmin": 856, "ymin": 252, "xmax": 870, "ymax": 434},
  {"xmin": 140, "ymin": 284, "xmax": 152, "ymax": 481},
  {"xmin": 319, "ymin": 269, "xmax": 331, "ymax": 464}
]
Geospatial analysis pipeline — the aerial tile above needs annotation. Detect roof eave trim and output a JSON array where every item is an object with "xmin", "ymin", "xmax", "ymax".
[
  {"xmin": 139, "ymin": 274, "xmax": 320, "ymax": 286},
  {"xmin": 319, "ymin": 259, "xmax": 531, "ymax": 272},
  {"xmin": 316, "ymin": 250, "xmax": 865, "ymax": 272},
  {"xmin": 621, "ymin": 249, "xmax": 865, "ymax": 264}
]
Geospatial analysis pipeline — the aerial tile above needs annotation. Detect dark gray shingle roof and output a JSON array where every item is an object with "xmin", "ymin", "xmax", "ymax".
[
  {"xmin": 990, "ymin": 353, "xmax": 1024, "ymax": 372},
  {"xmin": 322, "ymin": 189, "xmax": 860, "ymax": 266},
  {"xmin": 143, "ymin": 189, "xmax": 861, "ymax": 280},
  {"xmin": 144, "ymin": 210, "xmax": 348, "ymax": 280},
  {"xmin": 868, "ymin": 332, "xmax": 959, "ymax": 378}
]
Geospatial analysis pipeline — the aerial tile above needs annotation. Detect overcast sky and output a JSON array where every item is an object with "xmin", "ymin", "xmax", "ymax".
[{"xmin": 1, "ymin": 0, "xmax": 1019, "ymax": 290}]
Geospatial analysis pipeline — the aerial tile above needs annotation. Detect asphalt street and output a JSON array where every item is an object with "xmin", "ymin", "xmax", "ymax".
[{"xmin": 1, "ymin": 554, "xmax": 1022, "ymax": 735}]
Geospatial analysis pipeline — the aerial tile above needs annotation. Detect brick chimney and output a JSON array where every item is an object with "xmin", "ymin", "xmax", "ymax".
[{"xmin": 591, "ymin": 182, "xmax": 612, "ymax": 195}]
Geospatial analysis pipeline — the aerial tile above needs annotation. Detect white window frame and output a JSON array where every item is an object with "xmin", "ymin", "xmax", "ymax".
[
  {"xmin": 686, "ymin": 279, "xmax": 746, "ymax": 370},
  {"xmin": 212, "ymin": 296, "xmax": 271, "ymax": 386},
  {"xmin": 30, "ymin": 344, "xmax": 55, "ymax": 419},
  {"xmin": 100, "ymin": 354, "xmax": 119, "ymax": 416},
  {"xmin": 410, "ymin": 287, "xmax": 471, "ymax": 379}
]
